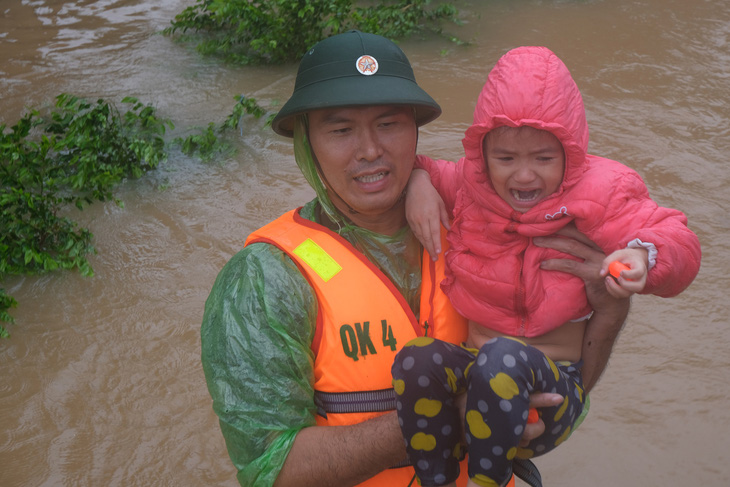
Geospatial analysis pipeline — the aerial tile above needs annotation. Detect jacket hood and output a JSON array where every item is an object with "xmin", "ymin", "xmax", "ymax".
[{"xmin": 462, "ymin": 46, "xmax": 590, "ymax": 212}]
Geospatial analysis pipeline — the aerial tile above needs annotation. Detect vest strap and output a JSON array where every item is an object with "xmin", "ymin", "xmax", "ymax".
[
  {"xmin": 513, "ymin": 458, "xmax": 542, "ymax": 487},
  {"xmin": 314, "ymin": 388, "xmax": 397, "ymax": 418}
]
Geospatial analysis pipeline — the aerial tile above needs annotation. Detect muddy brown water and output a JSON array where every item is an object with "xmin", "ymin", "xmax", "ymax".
[{"xmin": 1, "ymin": 1, "xmax": 729, "ymax": 486}]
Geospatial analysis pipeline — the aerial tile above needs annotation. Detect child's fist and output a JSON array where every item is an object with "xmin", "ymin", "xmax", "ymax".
[{"xmin": 602, "ymin": 248, "xmax": 649, "ymax": 298}]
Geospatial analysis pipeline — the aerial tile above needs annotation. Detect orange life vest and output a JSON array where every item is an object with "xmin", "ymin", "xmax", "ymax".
[{"xmin": 245, "ymin": 208, "xmax": 473, "ymax": 487}]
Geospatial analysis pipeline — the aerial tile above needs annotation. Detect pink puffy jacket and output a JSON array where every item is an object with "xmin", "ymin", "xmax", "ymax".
[{"xmin": 417, "ymin": 46, "xmax": 701, "ymax": 337}]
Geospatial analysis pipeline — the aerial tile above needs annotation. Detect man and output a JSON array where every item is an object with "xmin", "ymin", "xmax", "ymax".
[{"xmin": 201, "ymin": 30, "xmax": 629, "ymax": 487}]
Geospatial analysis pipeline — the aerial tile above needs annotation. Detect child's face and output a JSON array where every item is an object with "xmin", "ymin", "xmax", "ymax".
[{"xmin": 483, "ymin": 126, "xmax": 565, "ymax": 213}]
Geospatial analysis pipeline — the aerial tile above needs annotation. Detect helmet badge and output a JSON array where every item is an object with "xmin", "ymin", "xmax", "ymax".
[{"xmin": 356, "ymin": 55, "xmax": 378, "ymax": 76}]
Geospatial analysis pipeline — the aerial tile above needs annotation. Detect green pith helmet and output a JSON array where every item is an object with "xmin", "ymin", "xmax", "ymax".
[{"xmin": 272, "ymin": 30, "xmax": 441, "ymax": 137}]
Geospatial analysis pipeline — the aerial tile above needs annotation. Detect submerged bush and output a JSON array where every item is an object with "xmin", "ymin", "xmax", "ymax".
[
  {"xmin": 164, "ymin": 0, "xmax": 461, "ymax": 64},
  {"xmin": 0, "ymin": 94, "xmax": 174, "ymax": 336},
  {"xmin": 175, "ymin": 95, "xmax": 274, "ymax": 161}
]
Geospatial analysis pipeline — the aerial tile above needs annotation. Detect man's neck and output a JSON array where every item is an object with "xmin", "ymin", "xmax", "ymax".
[
  {"xmin": 348, "ymin": 212, "xmax": 408, "ymax": 236},
  {"xmin": 321, "ymin": 200, "xmax": 406, "ymax": 236}
]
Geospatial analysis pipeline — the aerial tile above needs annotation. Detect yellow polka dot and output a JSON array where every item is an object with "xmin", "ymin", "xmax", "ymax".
[
  {"xmin": 489, "ymin": 372, "xmax": 519, "ymax": 400},
  {"xmin": 393, "ymin": 379, "xmax": 405, "ymax": 395},
  {"xmin": 463, "ymin": 345, "xmax": 479, "ymax": 355},
  {"xmin": 555, "ymin": 425, "xmax": 572, "ymax": 447},
  {"xmin": 470, "ymin": 474, "xmax": 500, "ymax": 487},
  {"xmin": 406, "ymin": 336, "xmax": 434, "ymax": 347},
  {"xmin": 516, "ymin": 447, "xmax": 534, "ymax": 459},
  {"xmin": 464, "ymin": 360, "xmax": 474, "ymax": 378},
  {"xmin": 504, "ymin": 336, "xmax": 527, "ymax": 346},
  {"xmin": 466, "ymin": 410, "xmax": 492, "ymax": 439},
  {"xmin": 548, "ymin": 357, "xmax": 560, "ymax": 381},
  {"xmin": 410, "ymin": 432, "xmax": 437, "ymax": 451},
  {"xmin": 553, "ymin": 396, "xmax": 569, "ymax": 422},
  {"xmin": 414, "ymin": 398, "xmax": 442, "ymax": 417},
  {"xmin": 453, "ymin": 442, "xmax": 463, "ymax": 459},
  {"xmin": 445, "ymin": 367, "xmax": 458, "ymax": 393},
  {"xmin": 506, "ymin": 446, "xmax": 517, "ymax": 460}
]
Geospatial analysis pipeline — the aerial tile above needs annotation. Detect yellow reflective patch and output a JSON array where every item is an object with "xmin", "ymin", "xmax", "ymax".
[{"xmin": 293, "ymin": 239, "xmax": 342, "ymax": 282}]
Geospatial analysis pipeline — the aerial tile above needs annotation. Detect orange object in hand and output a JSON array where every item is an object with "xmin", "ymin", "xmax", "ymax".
[
  {"xmin": 608, "ymin": 261, "xmax": 631, "ymax": 281},
  {"xmin": 527, "ymin": 408, "xmax": 539, "ymax": 424}
]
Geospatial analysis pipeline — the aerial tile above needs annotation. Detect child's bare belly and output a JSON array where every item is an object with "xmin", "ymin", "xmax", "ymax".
[{"xmin": 465, "ymin": 319, "xmax": 587, "ymax": 363}]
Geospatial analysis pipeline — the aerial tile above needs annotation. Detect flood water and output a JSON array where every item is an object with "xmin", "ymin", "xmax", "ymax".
[{"xmin": 1, "ymin": 0, "xmax": 729, "ymax": 486}]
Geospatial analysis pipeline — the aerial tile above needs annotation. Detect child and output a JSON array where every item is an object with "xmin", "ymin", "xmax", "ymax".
[{"xmin": 391, "ymin": 46, "xmax": 701, "ymax": 487}]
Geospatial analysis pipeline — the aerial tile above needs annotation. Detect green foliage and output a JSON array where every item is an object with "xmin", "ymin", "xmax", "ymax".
[
  {"xmin": 175, "ymin": 95, "xmax": 274, "ymax": 161},
  {"xmin": 177, "ymin": 123, "xmax": 223, "ymax": 161},
  {"xmin": 0, "ymin": 289, "xmax": 16, "ymax": 338},
  {"xmin": 222, "ymin": 95, "xmax": 273, "ymax": 129},
  {"xmin": 351, "ymin": 1, "xmax": 459, "ymax": 40},
  {"xmin": 164, "ymin": 0, "xmax": 462, "ymax": 64},
  {"xmin": 0, "ymin": 94, "xmax": 174, "ymax": 335}
]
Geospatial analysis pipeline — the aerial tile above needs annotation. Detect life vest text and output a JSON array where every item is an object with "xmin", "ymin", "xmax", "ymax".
[{"xmin": 339, "ymin": 319, "xmax": 397, "ymax": 361}]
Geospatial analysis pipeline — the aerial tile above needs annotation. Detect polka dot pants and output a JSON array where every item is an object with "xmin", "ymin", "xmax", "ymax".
[{"xmin": 391, "ymin": 336, "xmax": 585, "ymax": 487}]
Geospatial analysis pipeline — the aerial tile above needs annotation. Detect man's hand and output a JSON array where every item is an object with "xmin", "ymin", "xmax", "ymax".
[
  {"xmin": 534, "ymin": 226, "xmax": 631, "ymax": 392},
  {"xmin": 520, "ymin": 393, "xmax": 564, "ymax": 446},
  {"xmin": 534, "ymin": 226, "xmax": 619, "ymax": 315}
]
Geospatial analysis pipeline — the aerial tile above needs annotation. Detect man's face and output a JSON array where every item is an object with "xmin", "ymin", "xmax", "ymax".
[
  {"xmin": 484, "ymin": 126, "xmax": 565, "ymax": 213},
  {"xmin": 308, "ymin": 105, "xmax": 417, "ymax": 232}
]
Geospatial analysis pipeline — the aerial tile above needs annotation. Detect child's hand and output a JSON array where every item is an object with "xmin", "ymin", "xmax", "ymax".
[
  {"xmin": 406, "ymin": 169, "xmax": 450, "ymax": 260},
  {"xmin": 601, "ymin": 248, "xmax": 649, "ymax": 298}
]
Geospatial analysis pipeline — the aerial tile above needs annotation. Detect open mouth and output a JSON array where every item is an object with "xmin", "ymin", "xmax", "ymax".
[
  {"xmin": 510, "ymin": 189, "xmax": 541, "ymax": 202},
  {"xmin": 356, "ymin": 172, "xmax": 386, "ymax": 183}
]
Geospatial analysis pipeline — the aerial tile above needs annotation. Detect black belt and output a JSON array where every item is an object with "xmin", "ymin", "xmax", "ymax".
[{"xmin": 314, "ymin": 388, "xmax": 397, "ymax": 418}]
